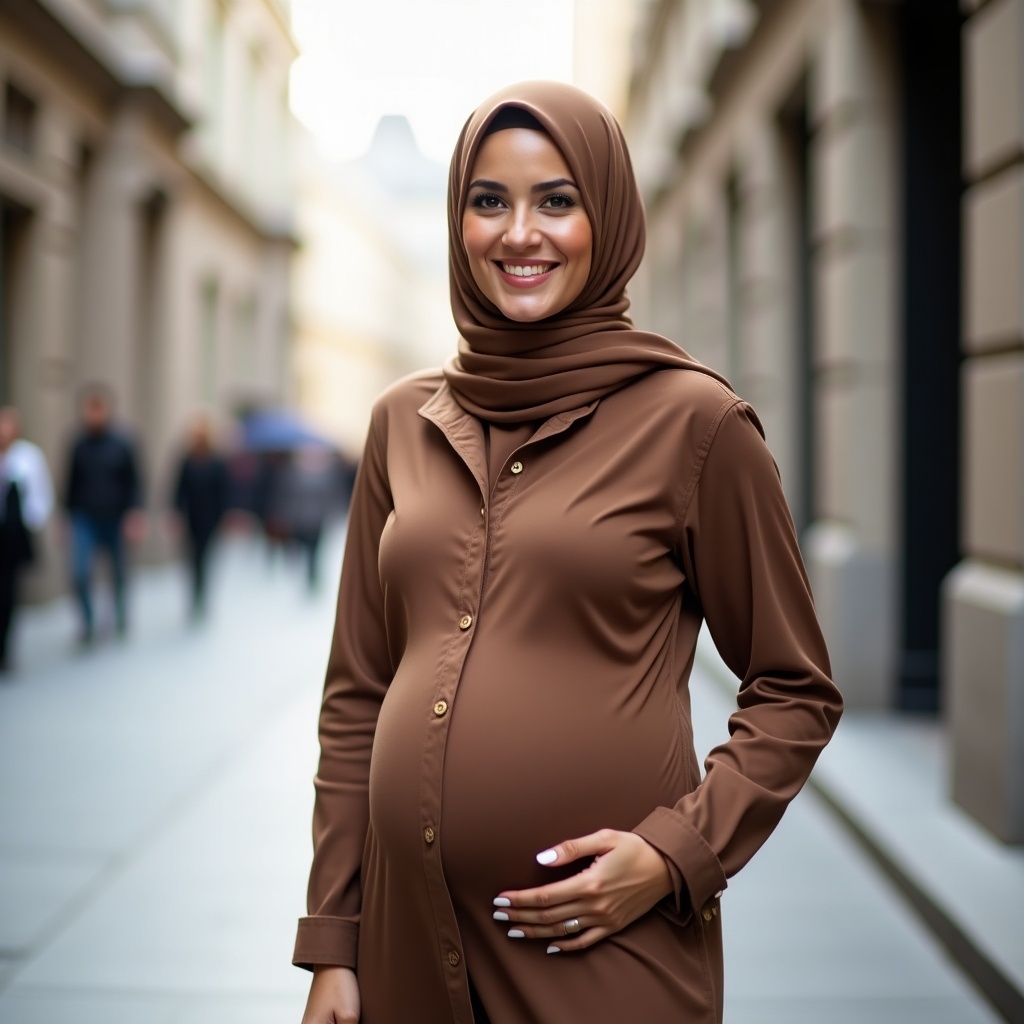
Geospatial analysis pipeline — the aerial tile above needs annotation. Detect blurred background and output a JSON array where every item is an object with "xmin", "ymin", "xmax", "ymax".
[{"xmin": 0, "ymin": 0, "xmax": 1021, "ymax": 1021}]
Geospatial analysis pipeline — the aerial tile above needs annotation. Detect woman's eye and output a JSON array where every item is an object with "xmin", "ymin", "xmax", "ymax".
[
  {"xmin": 470, "ymin": 193, "xmax": 504, "ymax": 210},
  {"xmin": 543, "ymin": 193, "xmax": 576, "ymax": 210}
]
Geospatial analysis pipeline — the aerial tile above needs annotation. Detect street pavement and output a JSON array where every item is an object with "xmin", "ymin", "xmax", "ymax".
[{"xmin": 0, "ymin": 529, "xmax": 1004, "ymax": 1023}]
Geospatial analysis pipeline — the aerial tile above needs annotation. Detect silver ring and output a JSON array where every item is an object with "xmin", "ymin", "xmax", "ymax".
[{"xmin": 562, "ymin": 917, "xmax": 581, "ymax": 935}]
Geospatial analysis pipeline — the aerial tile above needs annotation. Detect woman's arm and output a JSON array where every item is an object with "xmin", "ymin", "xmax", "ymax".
[
  {"xmin": 293, "ymin": 406, "xmax": 394, "ymax": 971},
  {"xmin": 300, "ymin": 966, "xmax": 361, "ymax": 1024},
  {"xmin": 632, "ymin": 399, "xmax": 843, "ymax": 919}
]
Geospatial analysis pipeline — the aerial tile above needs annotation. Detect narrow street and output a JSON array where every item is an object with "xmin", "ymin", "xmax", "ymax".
[{"xmin": 0, "ymin": 531, "xmax": 1001, "ymax": 1023}]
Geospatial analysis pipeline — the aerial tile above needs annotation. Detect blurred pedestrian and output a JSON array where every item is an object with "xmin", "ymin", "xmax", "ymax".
[
  {"xmin": 172, "ymin": 415, "xmax": 229, "ymax": 620},
  {"xmin": 256, "ymin": 447, "xmax": 335, "ymax": 592},
  {"xmin": 282, "ymin": 447, "xmax": 335, "ymax": 592},
  {"xmin": 64, "ymin": 386, "xmax": 144, "ymax": 644},
  {"xmin": 0, "ymin": 407, "xmax": 54, "ymax": 672}
]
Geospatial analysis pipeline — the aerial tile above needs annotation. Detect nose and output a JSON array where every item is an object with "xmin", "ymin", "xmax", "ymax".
[{"xmin": 502, "ymin": 206, "xmax": 541, "ymax": 250}]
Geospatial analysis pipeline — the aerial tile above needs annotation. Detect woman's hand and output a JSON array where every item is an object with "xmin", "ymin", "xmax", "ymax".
[
  {"xmin": 493, "ymin": 829, "xmax": 672, "ymax": 952},
  {"xmin": 300, "ymin": 965, "xmax": 360, "ymax": 1024}
]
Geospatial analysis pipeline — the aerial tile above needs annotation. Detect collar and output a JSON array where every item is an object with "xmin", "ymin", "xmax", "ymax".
[{"xmin": 418, "ymin": 381, "xmax": 599, "ymax": 500}]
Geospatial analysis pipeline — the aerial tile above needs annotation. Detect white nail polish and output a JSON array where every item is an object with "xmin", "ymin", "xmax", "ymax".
[
  {"xmin": 536, "ymin": 849, "xmax": 558, "ymax": 865},
  {"xmin": 493, "ymin": 911, "xmax": 509, "ymax": 921},
  {"xmin": 508, "ymin": 929, "xmax": 525, "ymax": 939},
  {"xmin": 547, "ymin": 945, "xmax": 561, "ymax": 954},
  {"xmin": 493, "ymin": 897, "xmax": 511, "ymax": 907}
]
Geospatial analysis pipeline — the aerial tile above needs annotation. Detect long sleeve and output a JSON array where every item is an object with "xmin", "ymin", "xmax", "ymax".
[
  {"xmin": 64, "ymin": 439, "xmax": 81, "ymax": 512},
  {"xmin": 172, "ymin": 458, "xmax": 189, "ymax": 517},
  {"xmin": 293, "ymin": 407, "xmax": 394, "ymax": 969},
  {"xmin": 123, "ymin": 436, "xmax": 143, "ymax": 512},
  {"xmin": 23, "ymin": 445, "xmax": 54, "ymax": 530},
  {"xmin": 7, "ymin": 442, "xmax": 54, "ymax": 530},
  {"xmin": 633, "ymin": 400, "xmax": 843, "ymax": 918}
]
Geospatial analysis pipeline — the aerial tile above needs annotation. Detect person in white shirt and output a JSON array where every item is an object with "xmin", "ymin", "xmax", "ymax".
[{"xmin": 0, "ymin": 407, "xmax": 54, "ymax": 671}]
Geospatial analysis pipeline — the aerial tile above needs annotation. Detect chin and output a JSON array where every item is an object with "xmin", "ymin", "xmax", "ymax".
[
  {"xmin": 499, "ymin": 306, "xmax": 550, "ymax": 323},
  {"xmin": 491, "ymin": 293, "xmax": 565, "ymax": 323}
]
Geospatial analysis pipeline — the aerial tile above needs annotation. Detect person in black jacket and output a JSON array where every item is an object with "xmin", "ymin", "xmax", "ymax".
[
  {"xmin": 64, "ymin": 387, "xmax": 144, "ymax": 644},
  {"xmin": 172, "ymin": 416, "xmax": 229, "ymax": 620}
]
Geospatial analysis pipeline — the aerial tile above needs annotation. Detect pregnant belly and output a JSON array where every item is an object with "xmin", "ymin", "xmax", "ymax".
[{"xmin": 436, "ymin": 660, "xmax": 691, "ymax": 908}]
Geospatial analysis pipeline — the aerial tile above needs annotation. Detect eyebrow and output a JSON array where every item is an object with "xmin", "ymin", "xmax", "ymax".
[{"xmin": 467, "ymin": 177, "xmax": 580, "ymax": 194}]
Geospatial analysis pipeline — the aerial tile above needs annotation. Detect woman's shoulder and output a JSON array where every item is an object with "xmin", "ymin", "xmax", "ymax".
[
  {"xmin": 598, "ymin": 368, "xmax": 766, "ymax": 474},
  {"xmin": 617, "ymin": 366, "xmax": 754, "ymax": 431},
  {"xmin": 371, "ymin": 368, "xmax": 446, "ymax": 422}
]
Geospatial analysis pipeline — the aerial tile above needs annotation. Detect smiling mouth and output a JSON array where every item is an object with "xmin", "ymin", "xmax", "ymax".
[{"xmin": 496, "ymin": 262, "xmax": 558, "ymax": 278}]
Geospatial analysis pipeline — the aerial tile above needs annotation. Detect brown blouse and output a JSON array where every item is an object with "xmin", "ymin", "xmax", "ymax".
[{"xmin": 293, "ymin": 368, "xmax": 842, "ymax": 1024}]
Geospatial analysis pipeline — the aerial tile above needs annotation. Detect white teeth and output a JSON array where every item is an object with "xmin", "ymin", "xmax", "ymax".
[{"xmin": 501, "ymin": 263, "xmax": 552, "ymax": 277}]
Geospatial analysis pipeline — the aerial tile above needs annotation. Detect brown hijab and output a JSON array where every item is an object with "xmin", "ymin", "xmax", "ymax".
[{"xmin": 443, "ymin": 81, "xmax": 729, "ymax": 423}]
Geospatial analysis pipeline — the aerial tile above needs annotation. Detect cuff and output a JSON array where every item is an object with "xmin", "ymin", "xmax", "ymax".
[
  {"xmin": 633, "ymin": 805, "xmax": 727, "ymax": 919},
  {"xmin": 292, "ymin": 916, "xmax": 359, "ymax": 971}
]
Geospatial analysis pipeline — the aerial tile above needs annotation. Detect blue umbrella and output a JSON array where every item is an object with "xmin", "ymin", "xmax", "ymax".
[{"xmin": 241, "ymin": 410, "xmax": 334, "ymax": 451}]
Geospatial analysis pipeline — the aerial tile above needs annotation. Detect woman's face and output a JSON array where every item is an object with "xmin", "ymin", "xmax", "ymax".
[{"xmin": 462, "ymin": 128, "xmax": 593, "ymax": 322}]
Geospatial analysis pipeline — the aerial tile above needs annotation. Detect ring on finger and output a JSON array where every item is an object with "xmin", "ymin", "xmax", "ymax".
[{"xmin": 562, "ymin": 917, "xmax": 581, "ymax": 936}]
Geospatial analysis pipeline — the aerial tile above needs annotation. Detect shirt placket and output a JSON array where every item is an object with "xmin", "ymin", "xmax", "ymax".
[{"xmin": 416, "ymin": 389, "xmax": 599, "ymax": 1023}]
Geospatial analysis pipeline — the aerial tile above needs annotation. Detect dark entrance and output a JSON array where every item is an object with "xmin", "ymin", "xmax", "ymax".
[
  {"xmin": 896, "ymin": 0, "xmax": 963, "ymax": 711},
  {"xmin": 0, "ymin": 197, "xmax": 32, "ymax": 404},
  {"xmin": 777, "ymin": 78, "xmax": 814, "ymax": 538}
]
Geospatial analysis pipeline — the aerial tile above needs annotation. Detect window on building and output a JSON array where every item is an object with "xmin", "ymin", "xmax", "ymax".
[
  {"xmin": 777, "ymin": 81, "xmax": 814, "ymax": 538},
  {"xmin": 274, "ymin": 83, "xmax": 290, "ymax": 207},
  {"xmin": 235, "ymin": 292, "xmax": 258, "ymax": 381},
  {"xmin": 725, "ymin": 173, "xmax": 742, "ymax": 387},
  {"xmin": 243, "ymin": 45, "xmax": 263, "ymax": 200},
  {"xmin": 3, "ymin": 82, "xmax": 38, "ymax": 156},
  {"xmin": 203, "ymin": 2, "xmax": 226, "ymax": 167},
  {"xmin": 200, "ymin": 277, "xmax": 219, "ymax": 403},
  {"xmin": 0, "ymin": 199, "xmax": 30, "ymax": 403}
]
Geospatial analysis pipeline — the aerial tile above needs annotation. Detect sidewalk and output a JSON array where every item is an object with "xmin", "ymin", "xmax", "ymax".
[
  {"xmin": 698, "ymin": 636, "xmax": 1024, "ymax": 1024},
  {"xmin": 0, "ymin": 532, "xmax": 1013, "ymax": 1023},
  {"xmin": 0, "ymin": 534, "xmax": 337, "ymax": 1023}
]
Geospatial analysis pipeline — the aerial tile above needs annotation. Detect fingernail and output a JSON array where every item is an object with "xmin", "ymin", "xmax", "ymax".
[
  {"xmin": 536, "ymin": 849, "xmax": 558, "ymax": 865},
  {"xmin": 547, "ymin": 945, "xmax": 561, "ymax": 954},
  {"xmin": 508, "ymin": 929, "xmax": 525, "ymax": 939},
  {"xmin": 493, "ymin": 897, "xmax": 511, "ymax": 907},
  {"xmin": 493, "ymin": 911, "xmax": 509, "ymax": 921}
]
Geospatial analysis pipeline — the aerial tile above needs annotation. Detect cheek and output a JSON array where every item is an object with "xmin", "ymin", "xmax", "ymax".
[
  {"xmin": 561, "ymin": 219, "xmax": 593, "ymax": 262},
  {"xmin": 559, "ymin": 220, "xmax": 593, "ymax": 281},
  {"xmin": 461, "ymin": 216, "xmax": 493, "ymax": 262},
  {"xmin": 461, "ymin": 217, "xmax": 496, "ymax": 296}
]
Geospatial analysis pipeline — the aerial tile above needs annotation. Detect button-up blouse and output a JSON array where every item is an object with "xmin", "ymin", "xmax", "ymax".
[{"xmin": 294, "ymin": 368, "xmax": 842, "ymax": 1024}]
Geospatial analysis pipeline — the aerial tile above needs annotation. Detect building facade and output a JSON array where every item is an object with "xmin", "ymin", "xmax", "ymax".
[
  {"xmin": 0, "ymin": 0, "xmax": 298, "ymax": 593},
  {"xmin": 292, "ymin": 115, "xmax": 453, "ymax": 458},
  {"xmin": 623, "ymin": 0, "xmax": 1022, "ymax": 842}
]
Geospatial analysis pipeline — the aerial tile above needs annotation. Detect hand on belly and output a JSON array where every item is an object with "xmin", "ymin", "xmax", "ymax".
[{"xmin": 490, "ymin": 828, "xmax": 673, "ymax": 952}]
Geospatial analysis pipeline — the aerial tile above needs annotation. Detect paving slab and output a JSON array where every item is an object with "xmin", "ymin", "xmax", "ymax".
[{"xmin": 0, "ymin": 852, "xmax": 105, "ymax": 954}]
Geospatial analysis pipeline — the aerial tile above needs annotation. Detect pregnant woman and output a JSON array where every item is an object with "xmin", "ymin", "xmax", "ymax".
[{"xmin": 294, "ymin": 81, "xmax": 843, "ymax": 1024}]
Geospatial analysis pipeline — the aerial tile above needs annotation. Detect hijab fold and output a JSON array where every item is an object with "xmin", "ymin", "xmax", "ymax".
[{"xmin": 443, "ymin": 81, "xmax": 729, "ymax": 423}]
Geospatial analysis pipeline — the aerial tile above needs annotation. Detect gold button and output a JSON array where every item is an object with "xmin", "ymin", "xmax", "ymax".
[
  {"xmin": 424, "ymin": 826, "xmax": 435, "ymax": 844},
  {"xmin": 510, "ymin": 461, "xmax": 523, "ymax": 475},
  {"xmin": 459, "ymin": 614, "xmax": 473, "ymax": 630},
  {"xmin": 448, "ymin": 950, "xmax": 460, "ymax": 967},
  {"xmin": 480, "ymin": 507, "xmax": 485, "ymax": 517},
  {"xmin": 433, "ymin": 700, "xmax": 448, "ymax": 717},
  {"xmin": 702, "ymin": 909, "xmax": 713, "ymax": 922}
]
